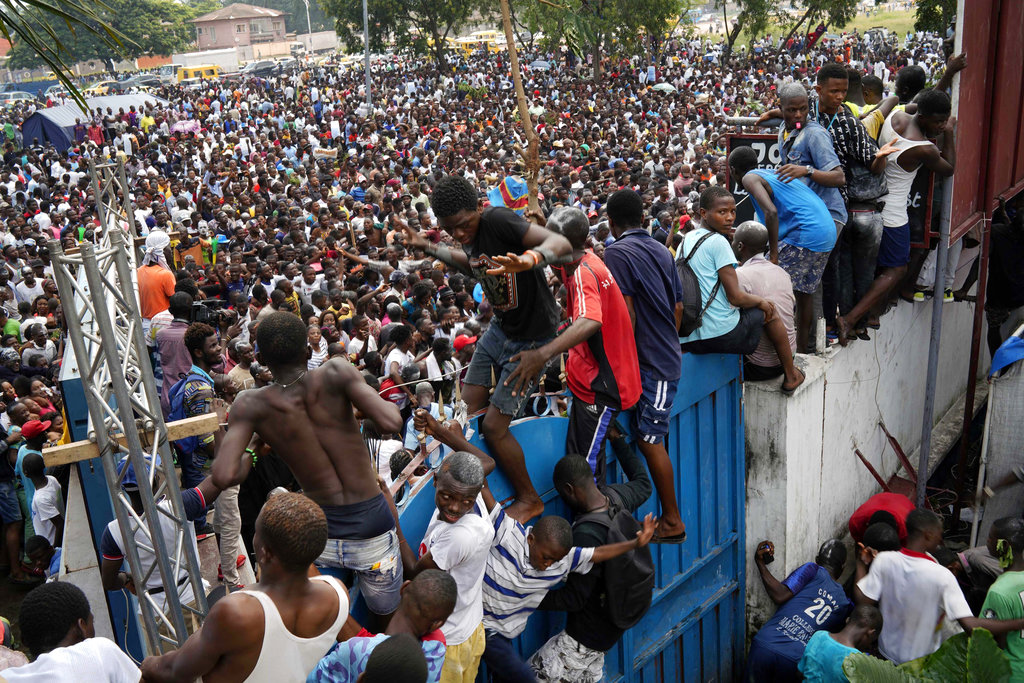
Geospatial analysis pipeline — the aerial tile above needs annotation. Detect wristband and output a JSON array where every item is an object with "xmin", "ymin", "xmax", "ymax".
[
  {"xmin": 245, "ymin": 447, "xmax": 257, "ymax": 465},
  {"xmin": 525, "ymin": 249, "xmax": 541, "ymax": 266},
  {"xmin": 984, "ymin": 486, "xmax": 995, "ymax": 498}
]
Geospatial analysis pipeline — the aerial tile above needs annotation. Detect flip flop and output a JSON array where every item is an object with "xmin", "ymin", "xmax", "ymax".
[
  {"xmin": 652, "ymin": 532, "xmax": 686, "ymax": 545},
  {"xmin": 781, "ymin": 369, "xmax": 806, "ymax": 397}
]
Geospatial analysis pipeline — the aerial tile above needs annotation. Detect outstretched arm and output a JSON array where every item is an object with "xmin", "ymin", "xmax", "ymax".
[
  {"xmin": 755, "ymin": 541, "xmax": 793, "ymax": 605},
  {"xmin": 741, "ymin": 174, "xmax": 779, "ymax": 262},
  {"xmin": 486, "ymin": 223, "xmax": 573, "ymax": 276},
  {"xmin": 590, "ymin": 513, "xmax": 657, "ymax": 562},
  {"xmin": 211, "ymin": 394, "xmax": 257, "ymax": 489}
]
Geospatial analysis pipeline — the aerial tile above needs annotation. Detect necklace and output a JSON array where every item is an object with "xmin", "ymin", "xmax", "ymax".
[{"xmin": 273, "ymin": 369, "xmax": 306, "ymax": 388}]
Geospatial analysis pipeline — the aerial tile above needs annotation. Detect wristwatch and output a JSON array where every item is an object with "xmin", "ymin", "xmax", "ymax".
[{"xmin": 804, "ymin": 165, "xmax": 815, "ymax": 178}]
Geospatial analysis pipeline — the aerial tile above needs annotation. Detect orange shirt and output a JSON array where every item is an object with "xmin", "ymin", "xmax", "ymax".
[{"xmin": 137, "ymin": 264, "xmax": 175, "ymax": 319}]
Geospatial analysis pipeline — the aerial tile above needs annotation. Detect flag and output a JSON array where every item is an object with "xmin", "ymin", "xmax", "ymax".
[{"xmin": 487, "ymin": 176, "xmax": 529, "ymax": 215}]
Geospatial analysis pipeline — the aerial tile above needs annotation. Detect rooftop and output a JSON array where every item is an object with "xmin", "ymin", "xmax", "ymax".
[{"xmin": 190, "ymin": 2, "xmax": 288, "ymax": 23}]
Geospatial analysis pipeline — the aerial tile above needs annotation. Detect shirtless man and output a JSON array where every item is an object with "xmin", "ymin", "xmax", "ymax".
[
  {"xmin": 212, "ymin": 312, "xmax": 405, "ymax": 622},
  {"xmin": 140, "ymin": 492, "xmax": 351, "ymax": 683}
]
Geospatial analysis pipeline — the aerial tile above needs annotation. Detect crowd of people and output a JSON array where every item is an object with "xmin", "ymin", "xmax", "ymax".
[{"xmin": 0, "ymin": 17, "xmax": 1018, "ymax": 683}]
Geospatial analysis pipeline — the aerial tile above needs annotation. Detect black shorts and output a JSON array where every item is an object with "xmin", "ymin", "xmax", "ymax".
[
  {"xmin": 682, "ymin": 307, "xmax": 765, "ymax": 356},
  {"xmin": 565, "ymin": 397, "xmax": 618, "ymax": 484}
]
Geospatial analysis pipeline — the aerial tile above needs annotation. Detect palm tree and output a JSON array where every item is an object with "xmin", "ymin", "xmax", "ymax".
[{"xmin": 0, "ymin": 0, "xmax": 125, "ymax": 105}]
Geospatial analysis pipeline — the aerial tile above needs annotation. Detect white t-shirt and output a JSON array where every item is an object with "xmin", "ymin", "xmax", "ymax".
[
  {"xmin": 857, "ymin": 549, "xmax": 972, "ymax": 664},
  {"xmin": 384, "ymin": 348, "xmax": 415, "ymax": 377},
  {"xmin": 30, "ymin": 475, "xmax": 63, "ymax": 545},
  {"xmin": 0, "ymin": 637, "xmax": 140, "ymax": 682},
  {"xmin": 347, "ymin": 334, "xmax": 377, "ymax": 356},
  {"xmin": 418, "ymin": 494, "xmax": 494, "ymax": 646}
]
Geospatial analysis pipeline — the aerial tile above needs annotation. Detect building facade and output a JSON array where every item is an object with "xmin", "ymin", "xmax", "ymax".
[{"xmin": 190, "ymin": 3, "xmax": 288, "ymax": 50}]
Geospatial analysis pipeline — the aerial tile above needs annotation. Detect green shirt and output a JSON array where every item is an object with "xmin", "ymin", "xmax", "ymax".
[
  {"xmin": 3, "ymin": 319, "xmax": 21, "ymax": 342},
  {"xmin": 982, "ymin": 570, "xmax": 1024, "ymax": 682}
]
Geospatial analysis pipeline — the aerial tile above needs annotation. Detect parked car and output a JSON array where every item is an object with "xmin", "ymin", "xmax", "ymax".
[
  {"xmin": 0, "ymin": 91, "xmax": 38, "ymax": 108},
  {"xmin": 82, "ymin": 80, "xmax": 119, "ymax": 96},
  {"xmin": 240, "ymin": 60, "xmax": 279, "ymax": 78}
]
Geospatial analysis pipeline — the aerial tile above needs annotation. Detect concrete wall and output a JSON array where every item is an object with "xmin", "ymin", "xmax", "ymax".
[{"xmin": 744, "ymin": 298, "xmax": 993, "ymax": 639}]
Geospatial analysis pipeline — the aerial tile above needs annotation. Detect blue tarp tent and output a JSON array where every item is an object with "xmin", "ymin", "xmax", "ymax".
[{"xmin": 20, "ymin": 94, "xmax": 168, "ymax": 153}]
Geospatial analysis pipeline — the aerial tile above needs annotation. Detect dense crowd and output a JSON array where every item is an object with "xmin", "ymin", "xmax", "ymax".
[{"xmin": 0, "ymin": 19, "xmax": 1022, "ymax": 683}]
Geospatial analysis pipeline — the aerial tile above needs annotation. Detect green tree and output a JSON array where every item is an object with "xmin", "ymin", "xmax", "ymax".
[
  {"xmin": 7, "ymin": 0, "xmax": 198, "ymax": 69},
  {"xmin": 0, "ymin": 0, "xmax": 123, "ymax": 101},
  {"xmin": 252, "ymin": 0, "xmax": 333, "ymax": 33},
  {"xmin": 914, "ymin": 0, "xmax": 954, "ymax": 33},
  {"xmin": 319, "ymin": 0, "xmax": 478, "ymax": 72}
]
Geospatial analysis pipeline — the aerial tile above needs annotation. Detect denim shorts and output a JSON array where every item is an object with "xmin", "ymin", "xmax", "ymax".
[
  {"xmin": 631, "ymin": 371, "xmax": 679, "ymax": 444},
  {"xmin": 463, "ymin": 324, "xmax": 552, "ymax": 418},
  {"xmin": 0, "ymin": 479, "xmax": 22, "ymax": 524},
  {"xmin": 778, "ymin": 242, "xmax": 830, "ymax": 294},
  {"xmin": 316, "ymin": 528, "xmax": 402, "ymax": 615}
]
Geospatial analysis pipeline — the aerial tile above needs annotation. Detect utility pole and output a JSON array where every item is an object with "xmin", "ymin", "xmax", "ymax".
[
  {"xmin": 301, "ymin": 0, "xmax": 313, "ymax": 52},
  {"xmin": 362, "ymin": 0, "xmax": 371, "ymax": 110}
]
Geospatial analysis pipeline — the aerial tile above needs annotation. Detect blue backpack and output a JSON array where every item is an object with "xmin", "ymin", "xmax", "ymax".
[{"xmin": 166, "ymin": 371, "xmax": 206, "ymax": 457}]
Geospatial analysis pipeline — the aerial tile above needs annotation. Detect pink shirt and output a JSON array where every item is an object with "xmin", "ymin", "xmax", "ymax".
[{"xmin": 736, "ymin": 255, "xmax": 796, "ymax": 368}]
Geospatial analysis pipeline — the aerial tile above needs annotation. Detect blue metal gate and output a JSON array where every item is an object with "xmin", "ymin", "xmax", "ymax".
[{"xmin": 395, "ymin": 352, "xmax": 746, "ymax": 682}]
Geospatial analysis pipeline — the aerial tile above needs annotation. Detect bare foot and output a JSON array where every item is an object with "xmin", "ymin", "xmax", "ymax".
[
  {"xmin": 836, "ymin": 316, "xmax": 852, "ymax": 347},
  {"xmin": 782, "ymin": 368, "xmax": 805, "ymax": 395},
  {"xmin": 504, "ymin": 497, "xmax": 544, "ymax": 524}
]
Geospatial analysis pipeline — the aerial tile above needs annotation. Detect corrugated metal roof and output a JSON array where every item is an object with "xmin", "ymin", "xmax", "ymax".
[{"xmin": 190, "ymin": 2, "xmax": 287, "ymax": 23}]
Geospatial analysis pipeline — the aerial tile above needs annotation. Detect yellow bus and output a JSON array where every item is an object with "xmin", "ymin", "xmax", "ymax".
[{"xmin": 177, "ymin": 65, "xmax": 221, "ymax": 82}]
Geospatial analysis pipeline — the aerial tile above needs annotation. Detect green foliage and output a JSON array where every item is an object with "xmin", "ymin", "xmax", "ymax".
[
  {"xmin": 913, "ymin": 0, "xmax": 954, "ymax": 33},
  {"xmin": 319, "ymin": 0, "xmax": 479, "ymax": 70},
  {"xmin": 0, "ymin": 0, "xmax": 124, "ymax": 104},
  {"xmin": 7, "ymin": 0, "xmax": 202, "ymax": 69},
  {"xmin": 251, "ymin": 0, "xmax": 333, "ymax": 33},
  {"xmin": 844, "ymin": 630, "xmax": 1012, "ymax": 683}
]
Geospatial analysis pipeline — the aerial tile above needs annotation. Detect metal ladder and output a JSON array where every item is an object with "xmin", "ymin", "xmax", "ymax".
[{"xmin": 47, "ymin": 158, "xmax": 207, "ymax": 653}]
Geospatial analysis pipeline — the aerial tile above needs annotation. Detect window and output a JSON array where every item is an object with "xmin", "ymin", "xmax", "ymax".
[
  {"xmin": 209, "ymin": 26, "xmax": 216, "ymax": 41},
  {"xmin": 250, "ymin": 22, "xmax": 260, "ymax": 33},
  {"xmin": 197, "ymin": 27, "xmax": 203, "ymax": 34},
  {"xmin": 236, "ymin": 24, "xmax": 246, "ymax": 33},
  {"xmin": 272, "ymin": 21, "xmax": 281, "ymax": 30}
]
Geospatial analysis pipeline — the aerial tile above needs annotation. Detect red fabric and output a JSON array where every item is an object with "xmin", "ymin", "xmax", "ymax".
[
  {"xmin": 900, "ymin": 548, "xmax": 937, "ymax": 563},
  {"xmin": 848, "ymin": 492, "xmax": 914, "ymax": 542},
  {"xmin": 558, "ymin": 252, "xmax": 641, "ymax": 410}
]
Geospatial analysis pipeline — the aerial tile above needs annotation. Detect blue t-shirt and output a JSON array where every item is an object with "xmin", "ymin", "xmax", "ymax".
[
  {"xmin": 15, "ymin": 445, "xmax": 41, "ymax": 508},
  {"xmin": 605, "ymin": 229, "xmax": 684, "ymax": 381},
  {"xmin": 750, "ymin": 170, "xmax": 838, "ymax": 253},
  {"xmin": 798, "ymin": 629, "xmax": 859, "ymax": 682},
  {"xmin": 307, "ymin": 632, "xmax": 447, "ymax": 683},
  {"xmin": 752, "ymin": 562, "xmax": 852, "ymax": 662},
  {"xmin": 676, "ymin": 228, "xmax": 739, "ymax": 343},
  {"xmin": 777, "ymin": 121, "xmax": 846, "ymax": 223}
]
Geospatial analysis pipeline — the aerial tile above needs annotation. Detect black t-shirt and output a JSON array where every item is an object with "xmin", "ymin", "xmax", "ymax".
[
  {"xmin": 987, "ymin": 221, "xmax": 1024, "ymax": 309},
  {"xmin": 461, "ymin": 207, "xmax": 559, "ymax": 341}
]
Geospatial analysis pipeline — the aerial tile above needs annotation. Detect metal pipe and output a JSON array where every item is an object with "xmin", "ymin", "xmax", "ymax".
[
  {"xmin": 916, "ymin": 175, "xmax": 954, "ymax": 508},
  {"xmin": 952, "ymin": 216, "xmax": 991, "ymax": 523},
  {"xmin": 969, "ymin": 388, "xmax": 994, "ymax": 548}
]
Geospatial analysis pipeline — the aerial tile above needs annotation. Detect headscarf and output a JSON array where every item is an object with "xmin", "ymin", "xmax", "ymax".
[{"xmin": 143, "ymin": 230, "xmax": 171, "ymax": 270}]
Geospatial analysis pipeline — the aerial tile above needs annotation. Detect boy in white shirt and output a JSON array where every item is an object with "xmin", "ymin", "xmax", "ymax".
[{"xmin": 23, "ymin": 452, "xmax": 62, "ymax": 545}]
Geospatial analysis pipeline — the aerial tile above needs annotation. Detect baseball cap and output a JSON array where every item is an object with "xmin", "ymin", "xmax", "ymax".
[
  {"xmin": 453, "ymin": 334, "xmax": 477, "ymax": 352},
  {"xmin": 21, "ymin": 420, "xmax": 51, "ymax": 439}
]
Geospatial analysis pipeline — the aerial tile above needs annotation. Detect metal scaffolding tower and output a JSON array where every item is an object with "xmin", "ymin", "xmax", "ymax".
[{"xmin": 47, "ymin": 158, "xmax": 207, "ymax": 653}]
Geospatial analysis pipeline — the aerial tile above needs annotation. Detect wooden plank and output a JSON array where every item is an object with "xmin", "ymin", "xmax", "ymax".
[{"xmin": 43, "ymin": 413, "xmax": 220, "ymax": 467}]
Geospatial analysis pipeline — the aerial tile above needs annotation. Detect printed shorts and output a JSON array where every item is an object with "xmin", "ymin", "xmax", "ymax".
[
  {"xmin": 778, "ymin": 242, "xmax": 830, "ymax": 294},
  {"xmin": 529, "ymin": 630, "xmax": 605, "ymax": 683}
]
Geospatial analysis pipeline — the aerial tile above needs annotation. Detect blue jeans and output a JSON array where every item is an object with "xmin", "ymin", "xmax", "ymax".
[
  {"xmin": 821, "ymin": 219, "xmax": 846, "ymax": 327},
  {"xmin": 464, "ymin": 324, "xmax": 552, "ymax": 418},
  {"xmin": 839, "ymin": 209, "xmax": 884, "ymax": 325},
  {"xmin": 483, "ymin": 630, "xmax": 538, "ymax": 683},
  {"xmin": 178, "ymin": 447, "xmax": 207, "ymax": 530},
  {"xmin": 0, "ymin": 479, "xmax": 21, "ymax": 524},
  {"xmin": 316, "ymin": 529, "xmax": 402, "ymax": 615}
]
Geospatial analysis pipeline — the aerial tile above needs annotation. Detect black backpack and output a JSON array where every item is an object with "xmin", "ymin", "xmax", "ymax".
[
  {"xmin": 573, "ymin": 488, "xmax": 655, "ymax": 630},
  {"xmin": 676, "ymin": 231, "xmax": 722, "ymax": 336}
]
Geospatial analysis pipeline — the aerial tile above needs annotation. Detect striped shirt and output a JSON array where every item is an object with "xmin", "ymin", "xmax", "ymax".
[{"xmin": 482, "ymin": 508, "xmax": 595, "ymax": 639}]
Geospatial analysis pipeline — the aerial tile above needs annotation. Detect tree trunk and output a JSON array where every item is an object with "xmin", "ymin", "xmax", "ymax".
[
  {"xmin": 592, "ymin": 32, "xmax": 602, "ymax": 83},
  {"xmin": 498, "ymin": 0, "xmax": 541, "ymax": 213},
  {"xmin": 775, "ymin": 6, "xmax": 815, "ymax": 56}
]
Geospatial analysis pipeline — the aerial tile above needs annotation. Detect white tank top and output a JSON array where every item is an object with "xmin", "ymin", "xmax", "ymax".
[
  {"xmin": 878, "ymin": 115, "xmax": 933, "ymax": 228},
  {"xmin": 239, "ymin": 575, "xmax": 349, "ymax": 683}
]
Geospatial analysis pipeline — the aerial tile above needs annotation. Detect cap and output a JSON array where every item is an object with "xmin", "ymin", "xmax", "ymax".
[
  {"xmin": 389, "ymin": 270, "xmax": 406, "ymax": 283},
  {"xmin": 453, "ymin": 334, "xmax": 477, "ymax": 352},
  {"xmin": 21, "ymin": 420, "xmax": 51, "ymax": 439}
]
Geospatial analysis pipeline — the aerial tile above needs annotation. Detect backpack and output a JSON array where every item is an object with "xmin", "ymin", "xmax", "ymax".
[
  {"xmin": 573, "ymin": 488, "xmax": 655, "ymax": 630},
  {"xmin": 676, "ymin": 231, "xmax": 722, "ymax": 337},
  {"xmin": 166, "ymin": 371, "xmax": 206, "ymax": 457}
]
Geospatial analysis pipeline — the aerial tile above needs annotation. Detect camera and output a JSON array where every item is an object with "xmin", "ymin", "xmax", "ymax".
[{"xmin": 191, "ymin": 299, "xmax": 227, "ymax": 325}]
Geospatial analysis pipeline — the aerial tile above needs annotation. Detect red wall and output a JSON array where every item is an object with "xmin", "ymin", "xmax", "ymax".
[{"xmin": 950, "ymin": 0, "xmax": 1024, "ymax": 239}]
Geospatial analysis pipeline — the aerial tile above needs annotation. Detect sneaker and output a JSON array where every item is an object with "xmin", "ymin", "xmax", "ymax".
[
  {"xmin": 943, "ymin": 289, "xmax": 954, "ymax": 303},
  {"xmin": 913, "ymin": 291, "xmax": 925, "ymax": 303}
]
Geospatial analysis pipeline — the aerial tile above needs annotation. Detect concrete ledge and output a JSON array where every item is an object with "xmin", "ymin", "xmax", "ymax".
[{"xmin": 744, "ymin": 298, "xmax": 989, "ymax": 639}]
